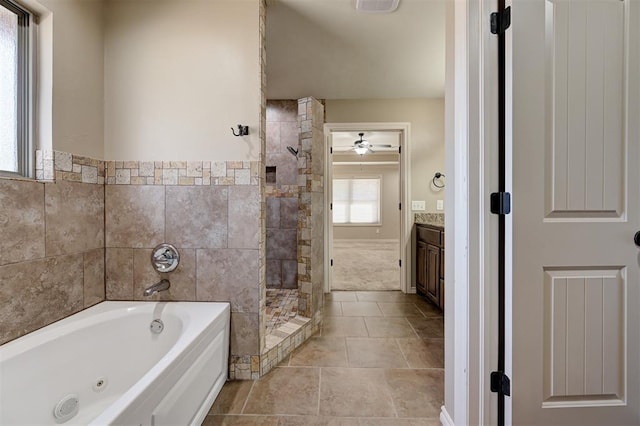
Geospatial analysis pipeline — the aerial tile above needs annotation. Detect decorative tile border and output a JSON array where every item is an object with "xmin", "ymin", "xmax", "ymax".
[
  {"xmin": 35, "ymin": 150, "xmax": 105, "ymax": 184},
  {"xmin": 264, "ymin": 185, "xmax": 299, "ymax": 197},
  {"xmin": 229, "ymin": 354, "xmax": 261, "ymax": 381},
  {"xmin": 105, "ymin": 161, "xmax": 260, "ymax": 186},
  {"xmin": 260, "ymin": 312, "xmax": 321, "ymax": 377},
  {"xmin": 414, "ymin": 212, "xmax": 444, "ymax": 227}
]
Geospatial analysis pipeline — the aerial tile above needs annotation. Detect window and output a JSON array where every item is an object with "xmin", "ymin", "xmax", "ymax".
[
  {"xmin": 333, "ymin": 177, "xmax": 381, "ymax": 225},
  {"xmin": 0, "ymin": 0, "xmax": 32, "ymax": 177}
]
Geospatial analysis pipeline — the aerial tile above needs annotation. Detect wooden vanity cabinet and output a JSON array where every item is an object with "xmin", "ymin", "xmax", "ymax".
[{"xmin": 416, "ymin": 224, "xmax": 444, "ymax": 311}]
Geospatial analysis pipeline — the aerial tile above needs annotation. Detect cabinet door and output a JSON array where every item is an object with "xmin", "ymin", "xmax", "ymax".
[
  {"xmin": 426, "ymin": 244, "xmax": 440, "ymax": 306},
  {"xmin": 416, "ymin": 241, "xmax": 428, "ymax": 294}
]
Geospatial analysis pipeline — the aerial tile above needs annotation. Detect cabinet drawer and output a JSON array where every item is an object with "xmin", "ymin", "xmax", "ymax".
[{"xmin": 417, "ymin": 226, "xmax": 441, "ymax": 245}]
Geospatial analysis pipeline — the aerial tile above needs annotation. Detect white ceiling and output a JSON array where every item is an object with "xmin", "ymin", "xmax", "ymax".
[{"xmin": 266, "ymin": 0, "xmax": 446, "ymax": 100}]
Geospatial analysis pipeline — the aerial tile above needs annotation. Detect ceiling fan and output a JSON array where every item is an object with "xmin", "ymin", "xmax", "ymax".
[{"xmin": 349, "ymin": 133, "xmax": 393, "ymax": 155}]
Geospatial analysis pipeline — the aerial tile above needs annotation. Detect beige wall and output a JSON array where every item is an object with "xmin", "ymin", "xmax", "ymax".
[
  {"xmin": 27, "ymin": 0, "xmax": 105, "ymax": 158},
  {"xmin": 333, "ymin": 163, "xmax": 400, "ymax": 240},
  {"xmin": 104, "ymin": 0, "xmax": 261, "ymax": 161},
  {"xmin": 325, "ymin": 99, "xmax": 445, "ymax": 212}
]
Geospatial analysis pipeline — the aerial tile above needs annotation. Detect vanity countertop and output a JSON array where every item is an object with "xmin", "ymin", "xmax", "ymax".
[{"xmin": 414, "ymin": 213, "xmax": 444, "ymax": 228}]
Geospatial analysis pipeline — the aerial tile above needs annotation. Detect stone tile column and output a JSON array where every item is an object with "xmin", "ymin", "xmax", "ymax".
[{"xmin": 297, "ymin": 97, "xmax": 324, "ymax": 325}]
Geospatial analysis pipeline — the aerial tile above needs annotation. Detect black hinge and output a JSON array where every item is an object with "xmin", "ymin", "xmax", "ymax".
[
  {"xmin": 330, "ymin": 147, "xmax": 333, "ymax": 154},
  {"xmin": 399, "ymin": 146, "xmax": 402, "ymax": 154},
  {"xmin": 490, "ymin": 192, "xmax": 511, "ymax": 215},
  {"xmin": 399, "ymin": 203, "xmax": 402, "ymax": 210},
  {"xmin": 330, "ymin": 259, "xmax": 333, "ymax": 266},
  {"xmin": 330, "ymin": 203, "xmax": 333, "ymax": 210},
  {"xmin": 399, "ymin": 259, "xmax": 402, "ymax": 267},
  {"xmin": 490, "ymin": 6, "xmax": 511, "ymax": 35},
  {"xmin": 490, "ymin": 371, "xmax": 511, "ymax": 396}
]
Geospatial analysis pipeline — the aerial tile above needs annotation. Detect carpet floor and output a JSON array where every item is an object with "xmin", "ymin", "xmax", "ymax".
[{"xmin": 332, "ymin": 240, "xmax": 400, "ymax": 291}]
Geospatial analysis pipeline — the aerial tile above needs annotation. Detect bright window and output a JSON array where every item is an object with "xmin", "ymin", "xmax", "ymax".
[
  {"xmin": 333, "ymin": 177, "xmax": 381, "ymax": 225},
  {"xmin": 0, "ymin": 0, "xmax": 32, "ymax": 177}
]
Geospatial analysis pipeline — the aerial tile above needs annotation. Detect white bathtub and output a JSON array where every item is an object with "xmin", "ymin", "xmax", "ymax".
[{"xmin": 0, "ymin": 301, "xmax": 230, "ymax": 426}]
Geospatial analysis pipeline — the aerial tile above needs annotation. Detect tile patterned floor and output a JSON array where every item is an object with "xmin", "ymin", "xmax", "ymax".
[
  {"xmin": 208, "ymin": 291, "xmax": 444, "ymax": 425},
  {"xmin": 265, "ymin": 289, "xmax": 300, "ymax": 335}
]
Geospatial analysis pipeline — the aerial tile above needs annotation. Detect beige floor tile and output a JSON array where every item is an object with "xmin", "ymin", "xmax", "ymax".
[
  {"xmin": 346, "ymin": 338, "xmax": 408, "ymax": 368},
  {"xmin": 322, "ymin": 317, "xmax": 369, "ymax": 337},
  {"xmin": 277, "ymin": 416, "xmax": 360, "ymax": 425},
  {"xmin": 407, "ymin": 317, "xmax": 444, "ymax": 339},
  {"xmin": 243, "ymin": 367, "xmax": 320, "ymax": 415},
  {"xmin": 324, "ymin": 301, "xmax": 343, "ymax": 316},
  {"xmin": 414, "ymin": 298, "xmax": 443, "ymax": 318},
  {"xmin": 355, "ymin": 291, "xmax": 417, "ymax": 303},
  {"xmin": 358, "ymin": 418, "xmax": 441, "ymax": 425},
  {"xmin": 209, "ymin": 380, "xmax": 254, "ymax": 415},
  {"xmin": 325, "ymin": 291, "xmax": 358, "ymax": 302},
  {"xmin": 377, "ymin": 303, "xmax": 425, "ymax": 317},
  {"xmin": 364, "ymin": 317, "xmax": 417, "ymax": 338},
  {"xmin": 384, "ymin": 369, "xmax": 444, "ymax": 418},
  {"xmin": 203, "ymin": 415, "xmax": 279, "ymax": 425},
  {"xmin": 319, "ymin": 368, "xmax": 396, "ymax": 418},
  {"xmin": 289, "ymin": 336, "xmax": 348, "ymax": 367},
  {"xmin": 341, "ymin": 301, "xmax": 383, "ymax": 317},
  {"xmin": 396, "ymin": 338, "xmax": 444, "ymax": 369}
]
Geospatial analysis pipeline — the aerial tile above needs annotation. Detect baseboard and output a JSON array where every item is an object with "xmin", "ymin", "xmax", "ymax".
[{"xmin": 440, "ymin": 405, "xmax": 454, "ymax": 426}]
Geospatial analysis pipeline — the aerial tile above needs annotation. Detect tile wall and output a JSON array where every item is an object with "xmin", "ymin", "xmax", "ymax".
[
  {"xmin": 265, "ymin": 100, "xmax": 299, "ymax": 289},
  {"xmin": 102, "ymin": 160, "xmax": 263, "ymax": 380},
  {"xmin": 0, "ymin": 153, "xmax": 106, "ymax": 345}
]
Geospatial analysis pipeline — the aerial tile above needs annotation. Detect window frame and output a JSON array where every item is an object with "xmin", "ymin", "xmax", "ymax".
[
  {"xmin": 332, "ymin": 175, "xmax": 382, "ymax": 227},
  {"xmin": 0, "ymin": 0, "xmax": 34, "ymax": 178}
]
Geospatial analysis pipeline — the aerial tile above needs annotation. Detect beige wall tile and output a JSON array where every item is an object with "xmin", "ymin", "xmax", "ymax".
[
  {"xmin": 0, "ymin": 179, "xmax": 45, "ymax": 266},
  {"xmin": 165, "ymin": 186, "xmax": 228, "ymax": 249},
  {"xmin": 84, "ymin": 248, "xmax": 105, "ymax": 307},
  {"xmin": 105, "ymin": 248, "xmax": 133, "ymax": 300},
  {"xmin": 196, "ymin": 249, "xmax": 259, "ymax": 313},
  {"xmin": 105, "ymin": 185, "xmax": 165, "ymax": 248},
  {"xmin": 0, "ymin": 254, "xmax": 83, "ymax": 344},
  {"xmin": 132, "ymin": 248, "xmax": 196, "ymax": 301},
  {"xmin": 228, "ymin": 186, "xmax": 260, "ymax": 249},
  {"xmin": 230, "ymin": 312, "xmax": 259, "ymax": 354},
  {"xmin": 45, "ymin": 181, "xmax": 104, "ymax": 256}
]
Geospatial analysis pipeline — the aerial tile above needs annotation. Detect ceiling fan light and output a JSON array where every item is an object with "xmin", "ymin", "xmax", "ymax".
[{"xmin": 354, "ymin": 146, "xmax": 368, "ymax": 155}]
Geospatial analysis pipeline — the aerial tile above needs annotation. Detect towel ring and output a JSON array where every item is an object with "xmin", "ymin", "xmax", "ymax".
[{"xmin": 432, "ymin": 172, "xmax": 445, "ymax": 189}]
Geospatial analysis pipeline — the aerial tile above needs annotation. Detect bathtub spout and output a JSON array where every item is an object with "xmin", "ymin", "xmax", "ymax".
[{"xmin": 143, "ymin": 279, "xmax": 170, "ymax": 297}]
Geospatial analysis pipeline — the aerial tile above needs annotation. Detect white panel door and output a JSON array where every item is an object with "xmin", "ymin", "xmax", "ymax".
[{"xmin": 512, "ymin": 0, "xmax": 640, "ymax": 424}]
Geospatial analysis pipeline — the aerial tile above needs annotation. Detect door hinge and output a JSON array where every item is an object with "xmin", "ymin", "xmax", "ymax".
[
  {"xmin": 490, "ymin": 192, "xmax": 511, "ymax": 215},
  {"xmin": 330, "ymin": 203, "xmax": 333, "ymax": 210},
  {"xmin": 490, "ymin": 6, "xmax": 511, "ymax": 35},
  {"xmin": 330, "ymin": 147, "xmax": 333, "ymax": 154},
  {"xmin": 331, "ymin": 259, "xmax": 333, "ymax": 266},
  {"xmin": 490, "ymin": 371, "xmax": 511, "ymax": 396},
  {"xmin": 399, "ymin": 203, "xmax": 402, "ymax": 210},
  {"xmin": 399, "ymin": 259, "xmax": 402, "ymax": 267},
  {"xmin": 398, "ymin": 146, "xmax": 402, "ymax": 154}
]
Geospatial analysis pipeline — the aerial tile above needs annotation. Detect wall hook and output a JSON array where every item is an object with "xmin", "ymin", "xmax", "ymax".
[{"xmin": 231, "ymin": 124, "xmax": 249, "ymax": 137}]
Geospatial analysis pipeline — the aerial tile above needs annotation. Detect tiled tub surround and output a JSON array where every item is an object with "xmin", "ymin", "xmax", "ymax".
[
  {"xmin": 0, "ymin": 177, "xmax": 105, "ymax": 345},
  {"xmin": 103, "ymin": 162, "xmax": 262, "ymax": 380}
]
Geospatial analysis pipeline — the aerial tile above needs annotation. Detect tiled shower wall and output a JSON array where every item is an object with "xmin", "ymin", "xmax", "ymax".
[
  {"xmin": 265, "ymin": 100, "xmax": 299, "ymax": 289},
  {"xmin": 0, "ymin": 154, "xmax": 106, "ymax": 345}
]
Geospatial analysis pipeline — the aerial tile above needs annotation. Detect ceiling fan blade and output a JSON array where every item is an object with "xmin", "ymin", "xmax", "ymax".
[{"xmin": 370, "ymin": 144, "xmax": 393, "ymax": 148}]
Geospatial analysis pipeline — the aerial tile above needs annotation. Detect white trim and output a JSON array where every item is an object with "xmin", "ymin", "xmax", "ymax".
[
  {"xmin": 440, "ymin": 405, "xmax": 455, "ymax": 426},
  {"xmin": 323, "ymin": 122, "xmax": 411, "ymax": 294}
]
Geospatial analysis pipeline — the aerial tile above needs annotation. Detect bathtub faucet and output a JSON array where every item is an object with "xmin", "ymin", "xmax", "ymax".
[{"xmin": 143, "ymin": 279, "xmax": 171, "ymax": 297}]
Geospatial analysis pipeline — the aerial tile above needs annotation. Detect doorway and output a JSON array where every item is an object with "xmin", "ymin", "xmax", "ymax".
[
  {"xmin": 330, "ymin": 130, "xmax": 401, "ymax": 292},
  {"xmin": 323, "ymin": 123, "xmax": 412, "ymax": 295}
]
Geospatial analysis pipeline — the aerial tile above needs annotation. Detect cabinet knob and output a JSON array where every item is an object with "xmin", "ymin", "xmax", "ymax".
[{"xmin": 635, "ymin": 231, "xmax": 640, "ymax": 247}]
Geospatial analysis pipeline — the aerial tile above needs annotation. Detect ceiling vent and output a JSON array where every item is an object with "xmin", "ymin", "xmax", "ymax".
[{"xmin": 356, "ymin": 0, "xmax": 400, "ymax": 13}]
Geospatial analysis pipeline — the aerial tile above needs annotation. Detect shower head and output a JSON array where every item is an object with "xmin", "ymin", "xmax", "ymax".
[{"xmin": 286, "ymin": 146, "xmax": 299, "ymax": 157}]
